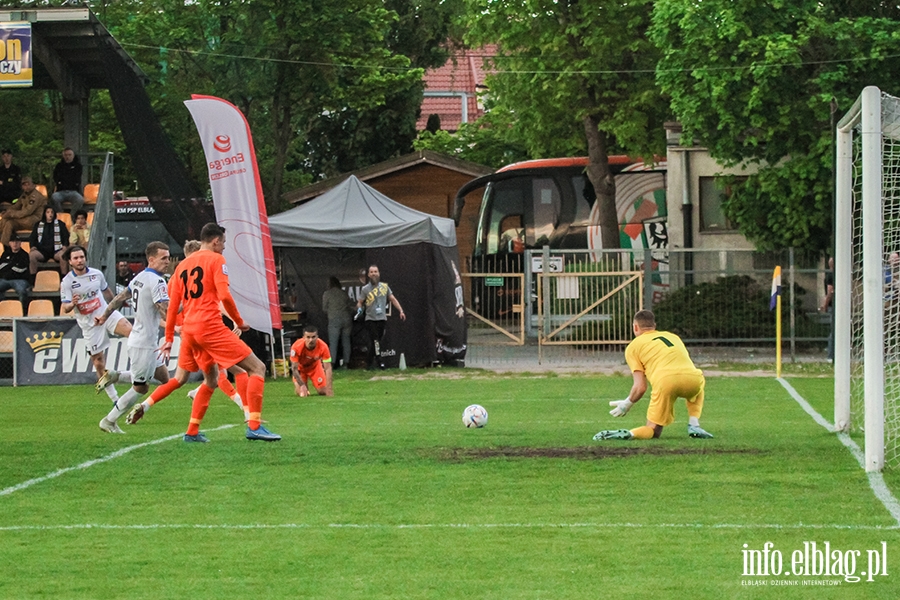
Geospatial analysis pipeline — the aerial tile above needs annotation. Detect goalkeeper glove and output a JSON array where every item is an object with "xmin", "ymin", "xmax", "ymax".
[
  {"xmin": 608, "ymin": 398, "xmax": 634, "ymax": 418},
  {"xmin": 354, "ymin": 307, "xmax": 364, "ymax": 321}
]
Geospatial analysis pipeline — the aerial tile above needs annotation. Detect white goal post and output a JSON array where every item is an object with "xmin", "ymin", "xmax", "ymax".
[{"xmin": 835, "ymin": 85, "xmax": 900, "ymax": 472}]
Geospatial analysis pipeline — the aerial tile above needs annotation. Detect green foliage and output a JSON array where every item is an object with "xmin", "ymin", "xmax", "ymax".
[
  {"xmin": 413, "ymin": 114, "xmax": 531, "ymax": 169},
  {"xmin": 654, "ymin": 275, "xmax": 813, "ymax": 339},
  {"xmin": 462, "ymin": 0, "xmax": 668, "ymax": 159},
  {"xmin": 650, "ymin": 0, "xmax": 900, "ymax": 251}
]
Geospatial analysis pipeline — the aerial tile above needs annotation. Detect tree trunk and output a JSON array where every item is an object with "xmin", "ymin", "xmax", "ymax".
[
  {"xmin": 268, "ymin": 62, "xmax": 291, "ymax": 214},
  {"xmin": 583, "ymin": 114, "xmax": 619, "ymax": 249}
]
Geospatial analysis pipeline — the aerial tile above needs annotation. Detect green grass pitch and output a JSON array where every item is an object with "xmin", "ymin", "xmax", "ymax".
[{"xmin": 1, "ymin": 370, "xmax": 898, "ymax": 599}]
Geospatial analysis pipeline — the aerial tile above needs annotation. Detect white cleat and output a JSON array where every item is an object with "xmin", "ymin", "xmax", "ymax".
[
  {"xmin": 99, "ymin": 417, "xmax": 125, "ymax": 434},
  {"xmin": 187, "ymin": 388, "xmax": 198, "ymax": 400}
]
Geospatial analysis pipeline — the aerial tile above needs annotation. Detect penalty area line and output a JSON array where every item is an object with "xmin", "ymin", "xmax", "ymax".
[
  {"xmin": 777, "ymin": 378, "xmax": 900, "ymax": 527},
  {"xmin": 0, "ymin": 424, "xmax": 237, "ymax": 498},
  {"xmin": 0, "ymin": 521, "xmax": 896, "ymax": 532}
]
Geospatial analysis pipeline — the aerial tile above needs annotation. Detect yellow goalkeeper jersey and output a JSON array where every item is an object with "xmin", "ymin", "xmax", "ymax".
[{"xmin": 624, "ymin": 330, "xmax": 702, "ymax": 384}]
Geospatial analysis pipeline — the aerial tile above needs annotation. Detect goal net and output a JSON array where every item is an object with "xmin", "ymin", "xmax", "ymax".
[{"xmin": 836, "ymin": 86, "xmax": 900, "ymax": 472}]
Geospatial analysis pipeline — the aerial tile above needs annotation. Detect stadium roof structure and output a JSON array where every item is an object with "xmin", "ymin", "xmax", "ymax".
[
  {"xmin": 0, "ymin": 7, "xmax": 206, "ymax": 255},
  {"xmin": 0, "ymin": 7, "xmax": 148, "ymax": 92}
]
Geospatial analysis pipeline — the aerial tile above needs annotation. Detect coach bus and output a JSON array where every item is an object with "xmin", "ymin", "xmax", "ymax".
[{"xmin": 452, "ymin": 156, "xmax": 668, "ymax": 318}]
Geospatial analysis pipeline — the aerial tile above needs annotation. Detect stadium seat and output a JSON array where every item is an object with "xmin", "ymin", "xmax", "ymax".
[
  {"xmin": 57, "ymin": 212, "xmax": 72, "ymax": 228},
  {"xmin": 19, "ymin": 240, "xmax": 29, "ymax": 253},
  {"xmin": 87, "ymin": 211, "xmax": 94, "ymax": 226},
  {"xmin": 0, "ymin": 299, "xmax": 24, "ymax": 319},
  {"xmin": 35, "ymin": 184, "xmax": 47, "ymax": 198},
  {"xmin": 0, "ymin": 330, "xmax": 12, "ymax": 353},
  {"xmin": 84, "ymin": 183, "xmax": 99, "ymax": 205},
  {"xmin": 33, "ymin": 270, "xmax": 61, "ymax": 293},
  {"xmin": 27, "ymin": 299, "xmax": 55, "ymax": 317}
]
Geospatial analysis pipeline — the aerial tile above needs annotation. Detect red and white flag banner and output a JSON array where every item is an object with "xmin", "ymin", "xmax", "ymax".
[{"xmin": 184, "ymin": 94, "xmax": 280, "ymax": 334}]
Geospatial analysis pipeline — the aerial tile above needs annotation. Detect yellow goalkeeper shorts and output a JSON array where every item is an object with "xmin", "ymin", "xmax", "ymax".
[{"xmin": 646, "ymin": 372, "xmax": 705, "ymax": 427}]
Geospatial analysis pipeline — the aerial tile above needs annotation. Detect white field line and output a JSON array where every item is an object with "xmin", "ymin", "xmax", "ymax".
[
  {"xmin": 777, "ymin": 378, "xmax": 900, "ymax": 527},
  {"xmin": 0, "ymin": 424, "xmax": 237, "ymax": 498},
  {"xmin": 0, "ymin": 521, "xmax": 896, "ymax": 532}
]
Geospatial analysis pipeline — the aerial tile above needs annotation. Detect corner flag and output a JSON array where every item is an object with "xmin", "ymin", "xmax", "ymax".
[{"xmin": 769, "ymin": 266, "xmax": 782, "ymax": 310}]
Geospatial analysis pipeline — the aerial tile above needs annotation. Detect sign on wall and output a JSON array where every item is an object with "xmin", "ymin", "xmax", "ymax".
[{"xmin": 0, "ymin": 22, "xmax": 32, "ymax": 88}]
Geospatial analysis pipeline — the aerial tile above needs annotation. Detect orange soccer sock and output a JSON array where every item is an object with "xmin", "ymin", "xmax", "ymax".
[
  {"xmin": 186, "ymin": 383, "xmax": 214, "ymax": 436},
  {"xmin": 246, "ymin": 374, "xmax": 265, "ymax": 430},
  {"xmin": 217, "ymin": 369, "xmax": 237, "ymax": 398},
  {"xmin": 630, "ymin": 426, "xmax": 656, "ymax": 440},
  {"xmin": 147, "ymin": 377, "xmax": 182, "ymax": 407},
  {"xmin": 234, "ymin": 371, "xmax": 249, "ymax": 408}
]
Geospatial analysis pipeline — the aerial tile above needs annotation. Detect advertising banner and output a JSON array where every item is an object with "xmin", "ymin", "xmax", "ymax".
[
  {"xmin": 14, "ymin": 319, "xmax": 181, "ymax": 386},
  {"xmin": 184, "ymin": 95, "xmax": 281, "ymax": 335},
  {"xmin": 0, "ymin": 22, "xmax": 32, "ymax": 88}
]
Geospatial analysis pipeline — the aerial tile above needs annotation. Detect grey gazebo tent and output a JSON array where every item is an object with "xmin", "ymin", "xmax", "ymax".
[{"xmin": 269, "ymin": 176, "xmax": 467, "ymax": 367}]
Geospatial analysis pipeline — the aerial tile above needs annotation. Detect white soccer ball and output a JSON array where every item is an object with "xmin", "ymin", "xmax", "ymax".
[{"xmin": 462, "ymin": 404, "xmax": 488, "ymax": 428}]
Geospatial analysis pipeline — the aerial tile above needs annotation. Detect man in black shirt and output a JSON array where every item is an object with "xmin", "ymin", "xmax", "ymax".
[
  {"xmin": 0, "ymin": 238, "xmax": 31, "ymax": 307},
  {"xmin": 0, "ymin": 149, "xmax": 22, "ymax": 210},
  {"xmin": 50, "ymin": 147, "xmax": 84, "ymax": 216}
]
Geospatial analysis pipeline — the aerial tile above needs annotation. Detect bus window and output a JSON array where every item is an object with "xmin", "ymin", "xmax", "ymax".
[
  {"xmin": 485, "ymin": 184, "xmax": 526, "ymax": 255},
  {"xmin": 498, "ymin": 214, "xmax": 524, "ymax": 253},
  {"xmin": 530, "ymin": 178, "xmax": 560, "ymax": 247}
]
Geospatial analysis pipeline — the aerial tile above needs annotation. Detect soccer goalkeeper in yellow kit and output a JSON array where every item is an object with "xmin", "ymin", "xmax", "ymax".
[{"xmin": 594, "ymin": 310, "xmax": 713, "ymax": 440}]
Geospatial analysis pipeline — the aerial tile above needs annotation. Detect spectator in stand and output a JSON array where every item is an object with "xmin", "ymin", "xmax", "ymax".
[
  {"xmin": 69, "ymin": 209, "xmax": 91, "ymax": 248},
  {"xmin": 116, "ymin": 260, "xmax": 134, "ymax": 287},
  {"xmin": 0, "ymin": 149, "xmax": 22, "ymax": 210},
  {"xmin": 29, "ymin": 206, "xmax": 70, "ymax": 276},
  {"xmin": 0, "ymin": 176, "xmax": 47, "ymax": 245},
  {"xmin": 0, "ymin": 238, "xmax": 31, "ymax": 307},
  {"xmin": 50, "ymin": 147, "xmax": 84, "ymax": 217}
]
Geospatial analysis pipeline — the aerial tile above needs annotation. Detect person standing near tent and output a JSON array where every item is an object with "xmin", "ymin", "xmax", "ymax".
[
  {"xmin": 322, "ymin": 276, "xmax": 353, "ymax": 369},
  {"xmin": 355, "ymin": 264, "xmax": 405, "ymax": 369}
]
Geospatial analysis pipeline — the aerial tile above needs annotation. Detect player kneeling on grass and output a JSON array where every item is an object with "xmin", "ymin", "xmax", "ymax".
[
  {"xmin": 594, "ymin": 309, "xmax": 713, "ymax": 441},
  {"xmin": 290, "ymin": 324, "xmax": 334, "ymax": 397}
]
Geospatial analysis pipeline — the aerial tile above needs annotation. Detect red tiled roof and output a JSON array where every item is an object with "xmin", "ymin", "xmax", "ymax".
[{"xmin": 417, "ymin": 45, "xmax": 496, "ymax": 132}]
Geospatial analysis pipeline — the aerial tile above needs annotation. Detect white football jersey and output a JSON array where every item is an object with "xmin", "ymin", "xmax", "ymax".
[
  {"xmin": 127, "ymin": 268, "xmax": 169, "ymax": 349},
  {"xmin": 60, "ymin": 267, "xmax": 110, "ymax": 330}
]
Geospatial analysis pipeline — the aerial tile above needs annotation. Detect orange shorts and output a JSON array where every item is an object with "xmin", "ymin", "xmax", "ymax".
[
  {"xmin": 295, "ymin": 362, "xmax": 326, "ymax": 389},
  {"xmin": 179, "ymin": 325, "xmax": 252, "ymax": 373}
]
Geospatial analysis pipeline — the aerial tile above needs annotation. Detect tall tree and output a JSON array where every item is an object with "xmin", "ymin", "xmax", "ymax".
[
  {"xmin": 462, "ymin": 0, "xmax": 669, "ymax": 248},
  {"xmin": 651, "ymin": 0, "xmax": 900, "ymax": 251}
]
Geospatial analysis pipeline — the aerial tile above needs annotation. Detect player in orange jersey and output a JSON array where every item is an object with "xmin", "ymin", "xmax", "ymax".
[
  {"xmin": 125, "ymin": 240, "xmax": 249, "ymax": 425},
  {"xmin": 160, "ymin": 222, "xmax": 280, "ymax": 442},
  {"xmin": 290, "ymin": 324, "xmax": 334, "ymax": 397}
]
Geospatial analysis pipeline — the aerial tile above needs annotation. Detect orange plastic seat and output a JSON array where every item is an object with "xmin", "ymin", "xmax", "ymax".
[
  {"xmin": 33, "ymin": 270, "xmax": 61, "ymax": 293},
  {"xmin": 0, "ymin": 299, "xmax": 24, "ymax": 318},
  {"xmin": 83, "ymin": 183, "xmax": 99, "ymax": 205},
  {"xmin": 27, "ymin": 299, "xmax": 55, "ymax": 317}
]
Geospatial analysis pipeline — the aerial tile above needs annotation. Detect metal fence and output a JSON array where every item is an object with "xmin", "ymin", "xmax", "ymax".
[{"xmin": 464, "ymin": 247, "xmax": 829, "ymax": 368}]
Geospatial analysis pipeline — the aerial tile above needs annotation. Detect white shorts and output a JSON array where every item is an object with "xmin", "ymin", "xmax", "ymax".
[
  {"xmin": 81, "ymin": 311, "xmax": 126, "ymax": 356},
  {"xmin": 129, "ymin": 346, "xmax": 165, "ymax": 384}
]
